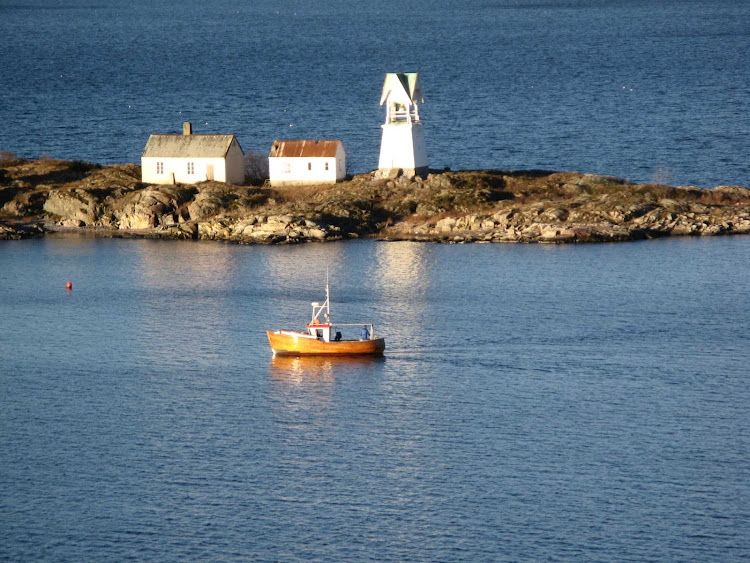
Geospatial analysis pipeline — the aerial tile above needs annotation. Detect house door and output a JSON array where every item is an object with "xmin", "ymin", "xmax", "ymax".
[{"xmin": 206, "ymin": 164, "xmax": 214, "ymax": 181}]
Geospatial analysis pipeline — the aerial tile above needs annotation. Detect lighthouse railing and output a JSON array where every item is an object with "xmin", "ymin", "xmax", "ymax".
[{"xmin": 387, "ymin": 107, "xmax": 420, "ymax": 124}]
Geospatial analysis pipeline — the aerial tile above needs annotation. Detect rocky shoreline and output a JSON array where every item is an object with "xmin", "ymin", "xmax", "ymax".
[{"xmin": 1, "ymin": 157, "xmax": 749, "ymax": 244}]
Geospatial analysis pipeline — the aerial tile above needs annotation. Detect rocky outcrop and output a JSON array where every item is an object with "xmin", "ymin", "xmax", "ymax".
[
  {"xmin": 193, "ymin": 215, "xmax": 339, "ymax": 244},
  {"xmin": 382, "ymin": 196, "xmax": 750, "ymax": 243},
  {"xmin": 0, "ymin": 222, "xmax": 45, "ymax": 239},
  {"xmin": 1, "ymin": 158, "xmax": 749, "ymax": 244},
  {"xmin": 377, "ymin": 177, "xmax": 750, "ymax": 243},
  {"xmin": 43, "ymin": 189, "xmax": 96, "ymax": 227},
  {"xmin": 117, "ymin": 187, "xmax": 182, "ymax": 229}
]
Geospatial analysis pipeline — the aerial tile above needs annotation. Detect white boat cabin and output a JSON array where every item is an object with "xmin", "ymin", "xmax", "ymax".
[{"xmin": 303, "ymin": 287, "xmax": 374, "ymax": 343}]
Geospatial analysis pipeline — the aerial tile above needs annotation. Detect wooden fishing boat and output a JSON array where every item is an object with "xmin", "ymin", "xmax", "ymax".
[{"xmin": 267, "ymin": 280, "xmax": 385, "ymax": 357}]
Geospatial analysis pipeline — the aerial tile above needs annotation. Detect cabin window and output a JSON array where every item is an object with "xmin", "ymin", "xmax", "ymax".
[
  {"xmin": 325, "ymin": 162, "xmax": 329, "ymax": 171},
  {"xmin": 308, "ymin": 162, "xmax": 312, "ymax": 171},
  {"xmin": 187, "ymin": 162, "xmax": 194, "ymax": 174},
  {"xmin": 156, "ymin": 162, "xmax": 164, "ymax": 174}
]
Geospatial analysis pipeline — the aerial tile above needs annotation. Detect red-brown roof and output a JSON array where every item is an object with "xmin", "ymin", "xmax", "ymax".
[{"xmin": 269, "ymin": 140, "xmax": 342, "ymax": 158}]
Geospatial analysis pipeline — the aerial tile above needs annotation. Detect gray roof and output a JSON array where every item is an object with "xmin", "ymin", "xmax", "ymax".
[{"xmin": 142, "ymin": 134, "xmax": 240, "ymax": 158}]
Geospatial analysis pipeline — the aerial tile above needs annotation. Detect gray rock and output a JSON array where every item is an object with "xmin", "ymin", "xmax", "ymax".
[
  {"xmin": 43, "ymin": 192, "xmax": 90, "ymax": 224},
  {"xmin": 435, "ymin": 217, "xmax": 456, "ymax": 232},
  {"xmin": 307, "ymin": 228, "xmax": 327, "ymax": 240},
  {"xmin": 492, "ymin": 210, "xmax": 515, "ymax": 224},
  {"xmin": 187, "ymin": 193, "xmax": 221, "ymax": 221},
  {"xmin": 543, "ymin": 208, "xmax": 569, "ymax": 222},
  {"xmin": 2, "ymin": 200, "xmax": 26, "ymax": 216}
]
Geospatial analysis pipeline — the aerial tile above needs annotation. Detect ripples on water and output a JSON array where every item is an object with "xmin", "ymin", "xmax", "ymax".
[{"xmin": 1, "ymin": 236, "xmax": 748, "ymax": 560}]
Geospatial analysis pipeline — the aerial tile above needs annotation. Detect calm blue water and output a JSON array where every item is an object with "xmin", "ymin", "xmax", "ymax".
[
  {"xmin": 1, "ymin": 236, "xmax": 749, "ymax": 560},
  {"xmin": 0, "ymin": 0, "xmax": 748, "ymax": 187}
]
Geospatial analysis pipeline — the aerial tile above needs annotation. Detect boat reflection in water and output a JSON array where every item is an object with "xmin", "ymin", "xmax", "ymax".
[
  {"xmin": 269, "ymin": 354, "xmax": 385, "ymax": 382},
  {"xmin": 268, "ymin": 355, "xmax": 385, "ymax": 415}
]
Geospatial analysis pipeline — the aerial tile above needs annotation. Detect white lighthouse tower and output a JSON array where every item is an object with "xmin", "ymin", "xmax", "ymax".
[{"xmin": 377, "ymin": 72, "xmax": 428, "ymax": 178}]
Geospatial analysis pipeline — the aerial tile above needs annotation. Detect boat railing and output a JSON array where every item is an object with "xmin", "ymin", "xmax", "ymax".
[{"xmin": 332, "ymin": 323, "xmax": 376, "ymax": 340}]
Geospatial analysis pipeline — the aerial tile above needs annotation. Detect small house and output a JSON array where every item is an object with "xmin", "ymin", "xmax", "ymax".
[
  {"xmin": 268, "ymin": 140, "xmax": 346, "ymax": 186},
  {"xmin": 141, "ymin": 122, "xmax": 245, "ymax": 185}
]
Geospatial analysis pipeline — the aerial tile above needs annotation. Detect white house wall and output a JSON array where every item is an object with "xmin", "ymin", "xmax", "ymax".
[
  {"xmin": 335, "ymin": 144, "xmax": 346, "ymax": 180},
  {"xmin": 225, "ymin": 141, "xmax": 246, "ymax": 184},
  {"xmin": 269, "ymin": 154, "xmax": 345, "ymax": 186},
  {"xmin": 142, "ymin": 148, "xmax": 244, "ymax": 185}
]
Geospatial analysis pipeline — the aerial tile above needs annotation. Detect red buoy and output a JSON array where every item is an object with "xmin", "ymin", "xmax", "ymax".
[{"xmin": 66, "ymin": 281, "xmax": 72, "ymax": 290}]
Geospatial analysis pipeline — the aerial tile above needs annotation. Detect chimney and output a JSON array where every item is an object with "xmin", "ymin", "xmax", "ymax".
[{"xmin": 183, "ymin": 122, "xmax": 192, "ymax": 136}]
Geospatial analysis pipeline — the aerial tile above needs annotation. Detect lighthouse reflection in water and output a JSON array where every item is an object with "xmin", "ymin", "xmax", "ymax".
[{"xmin": 1, "ymin": 236, "xmax": 748, "ymax": 561}]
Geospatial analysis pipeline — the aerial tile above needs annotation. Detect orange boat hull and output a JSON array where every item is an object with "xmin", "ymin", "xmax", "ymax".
[{"xmin": 267, "ymin": 331, "xmax": 385, "ymax": 356}]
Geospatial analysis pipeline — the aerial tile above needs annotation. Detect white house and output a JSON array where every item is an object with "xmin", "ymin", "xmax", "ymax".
[
  {"xmin": 268, "ymin": 140, "xmax": 346, "ymax": 186},
  {"xmin": 141, "ymin": 122, "xmax": 245, "ymax": 185},
  {"xmin": 378, "ymin": 72, "xmax": 428, "ymax": 178}
]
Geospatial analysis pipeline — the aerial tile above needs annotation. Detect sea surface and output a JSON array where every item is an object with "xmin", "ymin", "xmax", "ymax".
[
  {"xmin": 0, "ymin": 0, "xmax": 748, "ymax": 188},
  {"xmin": 1, "ymin": 236, "xmax": 749, "ymax": 561}
]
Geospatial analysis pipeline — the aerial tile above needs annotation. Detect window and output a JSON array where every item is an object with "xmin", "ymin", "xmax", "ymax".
[
  {"xmin": 325, "ymin": 162, "xmax": 329, "ymax": 171},
  {"xmin": 308, "ymin": 162, "xmax": 312, "ymax": 171},
  {"xmin": 187, "ymin": 162, "xmax": 194, "ymax": 174},
  {"xmin": 156, "ymin": 162, "xmax": 164, "ymax": 174}
]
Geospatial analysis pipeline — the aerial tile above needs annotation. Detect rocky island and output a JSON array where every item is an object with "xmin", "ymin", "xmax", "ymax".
[{"xmin": 1, "ymin": 155, "xmax": 749, "ymax": 243}]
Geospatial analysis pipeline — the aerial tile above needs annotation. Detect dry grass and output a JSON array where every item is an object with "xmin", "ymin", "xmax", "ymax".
[
  {"xmin": 269, "ymin": 183, "xmax": 339, "ymax": 204},
  {"xmin": 0, "ymin": 150, "xmax": 27, "ymax": 166}
]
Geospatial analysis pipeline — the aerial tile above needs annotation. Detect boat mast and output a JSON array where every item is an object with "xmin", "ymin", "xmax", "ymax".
[{"xmin": 325, "ymin": 268, "xmax": 331, "ymax": 323}]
